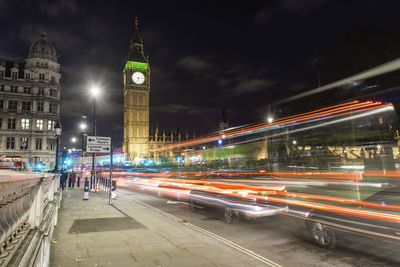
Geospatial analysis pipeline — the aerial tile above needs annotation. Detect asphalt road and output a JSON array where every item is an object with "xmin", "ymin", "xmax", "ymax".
[{"xmin": 118, "ymin": 186, "xmax": 400, "ymax": 267}]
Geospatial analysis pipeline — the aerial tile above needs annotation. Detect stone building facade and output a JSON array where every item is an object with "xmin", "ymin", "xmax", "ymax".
[
  {"xmin": 149, "ymin": 126, "xmax": 196, "ymax": 162},
  {"xmin": 0, "ymin": 33, "xmax": 61, "ymax": 170}
]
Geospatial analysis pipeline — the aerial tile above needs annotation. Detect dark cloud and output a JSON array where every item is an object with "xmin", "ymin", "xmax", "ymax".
[
  {"xmin": 39, "ymin": 0, "xmax": 78, "ymax": 18},
  {"xmin": 233, "ymin": 79, "xmax": 276, "ymax": 95},
  {"xmin": 254, "ymin": 0, "xmax": 331, "ymax": 24},
  {"xmin": 152, "ymin": 104, "xmax": 219, "ymax": 115},
  {"xmin": 177, "ymin": 56, "xmax": 213, "ymax": 73}
]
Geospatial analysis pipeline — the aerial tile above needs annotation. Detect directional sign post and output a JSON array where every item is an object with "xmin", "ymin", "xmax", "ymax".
[{"xmin": 86, "ymin": 136, "xmax": 111, "ymax": 153}]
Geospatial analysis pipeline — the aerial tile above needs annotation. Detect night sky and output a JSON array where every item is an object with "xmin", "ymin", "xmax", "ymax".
[{"xmin": 1, "ymin": 0, "xmax": 400, "ymax": 147}]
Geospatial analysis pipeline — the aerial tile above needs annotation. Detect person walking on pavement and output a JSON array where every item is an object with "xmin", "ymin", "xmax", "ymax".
[
  {"xmin": 70, "ymin": 171, "xmax": 76, "ymax": 188},
  {"xmin": 68, "ymin": 171, "xmax": 71, "ymax": 188},
  {"xmin": 60, "ymin": 171, "xmax": 68, "ymax": 190}
]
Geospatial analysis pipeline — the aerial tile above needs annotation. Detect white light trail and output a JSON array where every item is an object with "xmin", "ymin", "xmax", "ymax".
[{"xmin": 276, "ymin": 57, "xmax": 400, "ymax": 104}]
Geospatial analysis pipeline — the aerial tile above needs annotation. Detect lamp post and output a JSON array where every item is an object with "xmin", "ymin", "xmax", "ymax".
[
  {"xmin": 54, "ymin": 122, "xmax": 62, "ymax": 171},
  {"xmin": 80, "ymin": 119, "xmax": 87, "ymax": 171},
  {"xmin": 90, "ymin": 87, "xmax": 100, "ymax": 191}
]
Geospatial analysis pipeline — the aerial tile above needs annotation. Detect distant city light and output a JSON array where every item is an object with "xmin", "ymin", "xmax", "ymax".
[
  {"xmin": 218, "ymin": 139, "xmax": 223, "ymax": 145},
  {"xmin": 202, "ymin": 146, "xmax": 206, "ymax": 150},
  {"xmin": 292, "ymin": 140, "xmax": 297, "ymax": 145}
]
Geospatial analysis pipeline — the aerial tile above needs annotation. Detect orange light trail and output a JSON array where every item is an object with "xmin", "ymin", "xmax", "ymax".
[
  {"xmin": 152, "ymin": 101, "xmax": 388, "ymax": 151},
  {"xmin": 115, "ymin": 176, "xmax": 400, "ymax": 223}
]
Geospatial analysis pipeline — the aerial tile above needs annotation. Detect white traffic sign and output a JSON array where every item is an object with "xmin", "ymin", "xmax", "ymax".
[{"xmin": 86, "ymin": 136, "xmax": 111, "ymax": 153}]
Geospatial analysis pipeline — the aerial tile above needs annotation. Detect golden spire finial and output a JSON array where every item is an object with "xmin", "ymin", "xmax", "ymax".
[{"xmin": 135, "ymin": 17, "xmax": 138, "ymax": 27}]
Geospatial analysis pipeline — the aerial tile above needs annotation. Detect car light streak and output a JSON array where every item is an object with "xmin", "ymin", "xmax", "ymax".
[
  {"xmin": 151, "ymin": 101, "xmax": 390, "ymax": 151},
  {"xmin": 116, "ymin": 176, "xmax": 400, "ymax": 223},
  {"xmin": 264, "ymin": 196, "xmax": 400, "ymax": 222}
]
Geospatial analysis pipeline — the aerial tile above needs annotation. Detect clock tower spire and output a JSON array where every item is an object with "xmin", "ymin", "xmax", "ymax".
[
  {"xmin": 128, "ymin": 17, "xmax": 147, "ymax": 63},
  {"xmin": 123, "ymin": 18, "xmax": 150, "ymax": 162}
]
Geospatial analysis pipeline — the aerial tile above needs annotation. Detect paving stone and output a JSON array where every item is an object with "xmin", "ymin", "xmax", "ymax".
[{"xmin": 50, "ymin": 187, "xmax": 256, "ymax": 267}]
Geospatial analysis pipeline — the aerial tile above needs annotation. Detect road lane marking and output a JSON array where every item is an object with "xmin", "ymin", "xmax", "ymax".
[
  {"xmin": 184, "ymin": 222, "xmax": 282, "ymax": 267},
  {"xmin": 124, "ymin": 192, "xmax": 282, "ymax": 267}
]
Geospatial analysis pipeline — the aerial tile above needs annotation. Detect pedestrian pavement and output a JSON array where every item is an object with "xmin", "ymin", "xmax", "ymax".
[{"xmin": 50, "ymin": 185, "xmax": 262, "ymax": 266}]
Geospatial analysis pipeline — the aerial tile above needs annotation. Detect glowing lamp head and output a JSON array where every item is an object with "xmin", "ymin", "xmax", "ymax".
[
  {"xmin": 218, "ymin": 139, "xmax": 223, "ymax": 145},
  {"xmin": 267, "ymin": 117, "xmax": 273, "ymax": 123},
  {"xmin": 90, "ymin": 86, "xmax": 100, "ymax": 97},
  {"xmin": 80, "ymin": 123, "xmax": 87, "ymax": 131},
  {"xmin": 71, "ymin": 137, "xmax": 77, "ymax": 143}
]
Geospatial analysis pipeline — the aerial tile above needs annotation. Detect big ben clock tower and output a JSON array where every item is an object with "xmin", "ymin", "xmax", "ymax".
[{"xmin": 123, "ymin": 18, "xmax": 150, "ymax": 161}]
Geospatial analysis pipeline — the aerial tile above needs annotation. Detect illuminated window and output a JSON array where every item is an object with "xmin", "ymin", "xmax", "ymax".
[
  {"xmin": 48, "ymin": 120, "xmax": 54, "ymax": 130},
  {"xmin": 36, "ymin": 119, "xmax": 44, "ymax": 130},
  {"xmin": 21, "ymin": 118, "xmax": 30, "ymax": 129},
  {"xmin": 20, "ymin": 137, "xmax": 28, "ymax": 150}
]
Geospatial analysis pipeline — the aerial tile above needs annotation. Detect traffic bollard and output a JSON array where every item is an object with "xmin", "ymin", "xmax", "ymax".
[
  {"xmin": 77, "ymin": 176, "xmax": 81, "ymax": 187},
  {"xmin": 83, "ymin": 178, "xmax": 89, "ymax": 200},
  {"xmin": 112, "ymin": 180, "xmax": 117, "ymax": 198}
]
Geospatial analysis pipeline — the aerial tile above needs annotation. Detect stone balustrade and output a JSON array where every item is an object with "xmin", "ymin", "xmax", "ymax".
[{"xmin": 0, "ymin": 171, "xmax": 61, "ymax": 267}]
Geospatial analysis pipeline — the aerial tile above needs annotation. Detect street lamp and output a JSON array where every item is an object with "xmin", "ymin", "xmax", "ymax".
[
  {"xmin": 80, "ymin": 121, "xmax": 87, "ymax": 153},
  {"xmin": 90, "ymin": 86, "xmax": 100, "ymax": 191},
  {"xmin": 54, "ymin": 122, "xmax": 62, "ymax": 171},
  {"xmin": 80, "ymin": 122, "xmax": 87, "ymax": 131},
  {"xmin": 80, "ymin": 117, "xmax": 87, "ymax": 172}
]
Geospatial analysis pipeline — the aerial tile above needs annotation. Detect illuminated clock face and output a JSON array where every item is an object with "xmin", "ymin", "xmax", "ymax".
[{"xmin": 132, "ymin": 72, "xmax": 145, "ymax": 84}]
